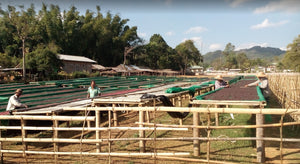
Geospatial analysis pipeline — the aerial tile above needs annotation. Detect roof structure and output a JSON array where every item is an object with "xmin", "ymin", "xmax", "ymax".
[{"xmin": 57, "ymin": 54, "xmax": 96, "ymax": 63}]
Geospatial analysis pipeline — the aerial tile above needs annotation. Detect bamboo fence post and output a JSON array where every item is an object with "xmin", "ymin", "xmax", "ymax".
[
  {"xmin": 153, "ymin": 105, "xmax": 157, "ymax": 163},
  {"xmin": 214, "ymin": 105, "xmax": 219, "ymax": 126},
  {"xmin": 52, "ymin": 112, "xmax": 59, "ymax": 164},
  {"xmin": 0, "ymin": 119, "xmax": 3, "ymax": 163},
  {"xmin": 207, "ymin": 110, "xmax": 211, "ymax": 162},
  {"xmin": 280, "ymin": 114, "xmax": 284, "ymax": 164},
  {"xmin": 139, "ymin": 105, "xmax": 145, "ymax": 153},
  {"xmin": 108, "ymin": 109, "xmax": 112, "ymax": 163},
  {"xmin": 112, "ymin": 104, "xmax": 118, "ymax": 126},
  {"xmin": 193, "ymin": 112, "xmax": 200, "ymax": 156},
  {"xmin": 256, "ymin": 106, "xmax": 265, "ymax": 163},
  {"xmin": 96, "ymin": 111, "xmax": 101, "ymax": 152},
  {"xmin": 20, "ymin": 117, "xmax": 28, "ymax": 163}
]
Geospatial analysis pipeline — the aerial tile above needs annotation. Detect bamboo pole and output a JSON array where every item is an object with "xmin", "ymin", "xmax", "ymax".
[
  {"xmin": 0, "ymin": 136, "xmax": 300, "ymax": 143},
  {"xmin": 20, "ymin": 118, "xmax": 28, "ymax": 163},
  {"xmin": 112, "ymin": 104, "xmax": 118, "ymax": 127},
  {"xmin": 0, "ymin": 126, "xmax": 188, "ymax": 131},
  {"xmin": 96, "ymin": 111, "xmax": 101, "ymax": 152},
  {"xmin": 193, "ymin": 112, "xmax": 200, "ymax": 156},
  {"xmin": 139, "ymin": 106, "xmax": 145, "ymax": 153},
  {"xmin": 0, "ymin": 150, "xmax": 190, "ymax": 156},
  {"xmin": 135, "ymin": 121, "xmax": 300, "ymax": 129},
  {"xmin": 207, "ymin": 111, "xmax": 211, "ymax": 162},
  {"xmin": 108, "ymin": 109, "xmax": 112, "ymax": 163},
  {"xmin": 0, "ymin": 115, "xmax": 95, "ymax": 121},
  {"xmin": 0, "ymin": 121, "xmax": 2, "ymax": 164},
  {"xmin": 52, "ymin": 113, "xmax": 59, "ymax": 164},
  {"xmin": 215, "ymin": 105, "xmax": 219, "ymax": 126},
  {"xmin": 156, "ymin": 156, "xmax": 239, "ymax": 164},
  {"xmin": 62, "ymin": 107, "xmax": 300, "ymax": 115},
  {"xmin": 256, "ymin": 107, "xmax": 265, "ymax": 163}
]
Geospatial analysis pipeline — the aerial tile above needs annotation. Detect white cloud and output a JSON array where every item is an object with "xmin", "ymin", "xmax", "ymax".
[
  {"xmin": 165, "ymin": 31, "xmax": 174, "ymax": 36},
  {"xmin": 280, "ymin": 47, "xmax": 287, "ymax": 51},
  {"xmin": 236, "ymin": 42, "xmax": 269, "ymax": 50},
  {"xmin": 254, "ymin": 0, "xmax": 300, "ymax": 14},
  {"xmin": 250, "ymin": 19, "xmax": 289, "ymax": 29},
  {"xmin": 138, "ymin": 32, "xmax": 147, "ymax": 37},
  {"xmin": 182, "ymin": 37, "xmax": 203, "ymax": 48},
  {"xmin": 185, "ymin": 26, "xmax": 207, "ymax": 34},
  {"xmin": 209, "ymin": 44, "xmax": 222, "ymax": 51},
  {"xmin": 229, "ymin": 0, "xmax": 250, "ymax": 8}
]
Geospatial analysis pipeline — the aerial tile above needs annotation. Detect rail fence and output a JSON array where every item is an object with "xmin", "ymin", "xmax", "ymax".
[
  {"xmin": 0, "ymin": 107, "xmax": 300, "ymax": 163},
  {"xmin": 268, "ymin": 73, "xmax": 300, "ymax": 121}
]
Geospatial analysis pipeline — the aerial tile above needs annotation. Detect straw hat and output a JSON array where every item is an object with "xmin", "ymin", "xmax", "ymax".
[
  {"xmin": 215, "ymin": 75, "xmax": 223, "ymax": 80},
  {"xmin": 15, "ymin": 89, "xmax": 23, "ymax": 93},
  {"xmin": 256, "ymin": 72, "xmax": 267, "ymax": 78}
]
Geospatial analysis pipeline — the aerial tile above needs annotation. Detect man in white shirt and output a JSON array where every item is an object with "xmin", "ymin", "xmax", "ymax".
[{"xmin": 6, "ymin": 89, "xmax": 28, "ymax": 114}]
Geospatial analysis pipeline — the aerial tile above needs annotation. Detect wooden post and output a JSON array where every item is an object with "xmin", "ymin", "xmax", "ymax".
[
  {"xmin": 256, "ymin": 113, "xmax": 265, "ymax": 163},
  {"xmin": 139, "ymin": 108, "xmax": 145, "ymax": 152},
  {"xmin": 215, "ymin": 105, "xmax": 219, "ymax": 126},
  {"xmin": 53, "ymin": 113, "xmax": 59, "ymax": 163},
  {"xmin": 96, "ymin": 111, "xmax": 101, "ymax": 152},
  {"xmin": 207, "ymin": 113, "xmax": 211, "ymax": 161},
  {"xmin": 0, "ymin": 120, "xmax": 3, "ymax": 163},
  {"xmin": 20, "ymin": 118, "xmax": 27, "ymax": 162},
  {"xmin": 108, "ymin": 110, "xmax": 112, "ymax": 163},
  {"xmin": 112, "ymin": 104, "xmax": 118, "ymax": 126},
  {"xmin": 193, "ymin": 112, "xmax": 200, "ymax": 156},
  {"xmin": 179, "ymin": 96, "xmax": 182, "ymax": 107}
]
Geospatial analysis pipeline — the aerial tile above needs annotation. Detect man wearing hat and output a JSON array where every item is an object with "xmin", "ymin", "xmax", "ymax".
[
  {"xmin": 245, "ymin": 72, "xmax": 270, "ymax": 98},
  {"xmin": 6, "ymin": 89, "xmax": 28, "ymax": 114},
  {"xmin": 215, "ymin": 75, "xmax": 229, "ymax": 90}
]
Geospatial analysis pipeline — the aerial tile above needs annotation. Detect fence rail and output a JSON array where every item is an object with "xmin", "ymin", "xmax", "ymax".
[{"xmin": 0, "ymin": 106, "xmax": 300, "ymax": 163}]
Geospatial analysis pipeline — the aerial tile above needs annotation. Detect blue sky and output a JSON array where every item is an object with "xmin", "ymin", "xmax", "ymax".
[{"xmin": 1, "ymin": 0, "xmax": 299, "ymax": 54}]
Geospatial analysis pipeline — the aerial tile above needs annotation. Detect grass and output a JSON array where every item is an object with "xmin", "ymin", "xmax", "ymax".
[{"xmin": 208, "ymin": 113, "xmax": 256, "ymax": 162}]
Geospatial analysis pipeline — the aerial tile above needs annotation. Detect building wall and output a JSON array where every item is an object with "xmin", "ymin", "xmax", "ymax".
[{"xmin": 62, "ymin": 61, "xmax": 93, "ymax": 73}]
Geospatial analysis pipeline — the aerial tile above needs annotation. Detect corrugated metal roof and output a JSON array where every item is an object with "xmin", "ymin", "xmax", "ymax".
[{"xmin": 57, "ymin": 54, "xmax": 96, "ymax": 63}]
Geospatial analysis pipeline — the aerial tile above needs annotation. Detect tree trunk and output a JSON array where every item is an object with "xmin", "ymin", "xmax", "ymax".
[{"xmin": 22, "ymin": 39, "xmax": 26, "ymax": 81}]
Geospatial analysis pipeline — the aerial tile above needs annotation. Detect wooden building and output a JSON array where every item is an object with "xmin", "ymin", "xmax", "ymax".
[{"xmin": 57, "ymin": 54, "xmax": 97, "ymax": 73}]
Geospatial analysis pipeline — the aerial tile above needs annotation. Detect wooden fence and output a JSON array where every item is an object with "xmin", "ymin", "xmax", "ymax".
[
  {"xmin": 1, "ymin": 107, "xmax": 300, "ymax": 163},
  {"xmin": 268, "ymin": 73, "xmax": 300, "ymax": 121}
]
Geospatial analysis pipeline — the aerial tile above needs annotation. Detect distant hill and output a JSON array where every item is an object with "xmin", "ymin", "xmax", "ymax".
[{"xmin": 203, "ymin": 46, "xmax": 286, "ymax": 64}]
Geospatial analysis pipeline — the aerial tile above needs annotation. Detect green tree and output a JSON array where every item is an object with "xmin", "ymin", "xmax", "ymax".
[
  {"xmin": 282, "ymin": 35, "xmax": 300, "ymax": 72},
  {"xmin": 0, "ymin": 5, "xmax": 38, "ymax": 80},
  {"xmin": 26, "ymin": 45, "xmax": 62, "ymax": 78},
  {"xmin": 175, "ymin": 40, "xmax": 202, "ymax": 74}
]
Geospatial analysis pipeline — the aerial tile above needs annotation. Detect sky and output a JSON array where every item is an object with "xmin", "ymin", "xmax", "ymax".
[{"xmin": 0, "ymin": 0, "xmax": 299, "ymax": 54}]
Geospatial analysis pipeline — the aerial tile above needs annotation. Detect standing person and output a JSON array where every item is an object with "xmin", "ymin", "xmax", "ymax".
[
  {"xmin": 87, "ymin": 80, "xmax": 101, "ymax": 99},
  {"xmin": 6, "ymin": 89, "xmax": 28, "ymax": 115},
  {"xmin": 214, "ymin": 75, "xmax": 229, "ymax": 90},
  {"xmin": 245, "ymin": 72, "xmax": 270, "ymax": 98}
]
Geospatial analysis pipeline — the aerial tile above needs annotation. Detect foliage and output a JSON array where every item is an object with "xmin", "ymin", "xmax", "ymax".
[
  {"xmin": 25, "ymin": 46, "xmax": 63, "ymax": 78},
  {"xmin": 282, "ymin": 34, "xmax": 300, "ymax": 72},
  {"xmin": 0, "ymin": 53, "xmax": 19, "ymax": 68},
  {"xmin": 175, "ymin": 40, "xmax": 203, "ymax": 74},
  {"xmin": 0, "ymin": 4, "xmax": 141, "ymax": 70}
]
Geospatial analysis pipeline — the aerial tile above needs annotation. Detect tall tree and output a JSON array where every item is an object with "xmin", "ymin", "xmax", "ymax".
[
  {"xmin": 282, "ymin": 35, "xmax": 300, "ymax": 72},
  {"xmin": 175, "ymin": 40, "xmax": 202, "ymax": 74},
  {"xmin": 0, "ymin": 5, "xmax": 37, "ymax": 80}
]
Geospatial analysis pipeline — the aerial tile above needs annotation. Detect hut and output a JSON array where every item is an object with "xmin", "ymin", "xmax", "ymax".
[{"xmin": 57, "ymin": 54, "xmax": 97, "ymax": 73}]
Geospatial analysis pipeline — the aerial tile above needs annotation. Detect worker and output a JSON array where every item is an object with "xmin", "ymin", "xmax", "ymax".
[
  {"xmin": 214, "ymin": 75, "xmax": 229, "ymax": 90},
  {"xmin": 6, "ymin": 89, "xmax": 28, "ymax": 115},
  {"xmin": 245, "ymin": 72, "xmax": 270, "ymax": 98},
  {"xmin": 87, "ymin": 80, "xmax": 101, "ymax": 99}
]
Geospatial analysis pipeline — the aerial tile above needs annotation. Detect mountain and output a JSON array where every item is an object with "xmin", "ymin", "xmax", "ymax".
[{"xmin": 203, "ymin": 46, "xmax": 286, "ymax": 64}]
